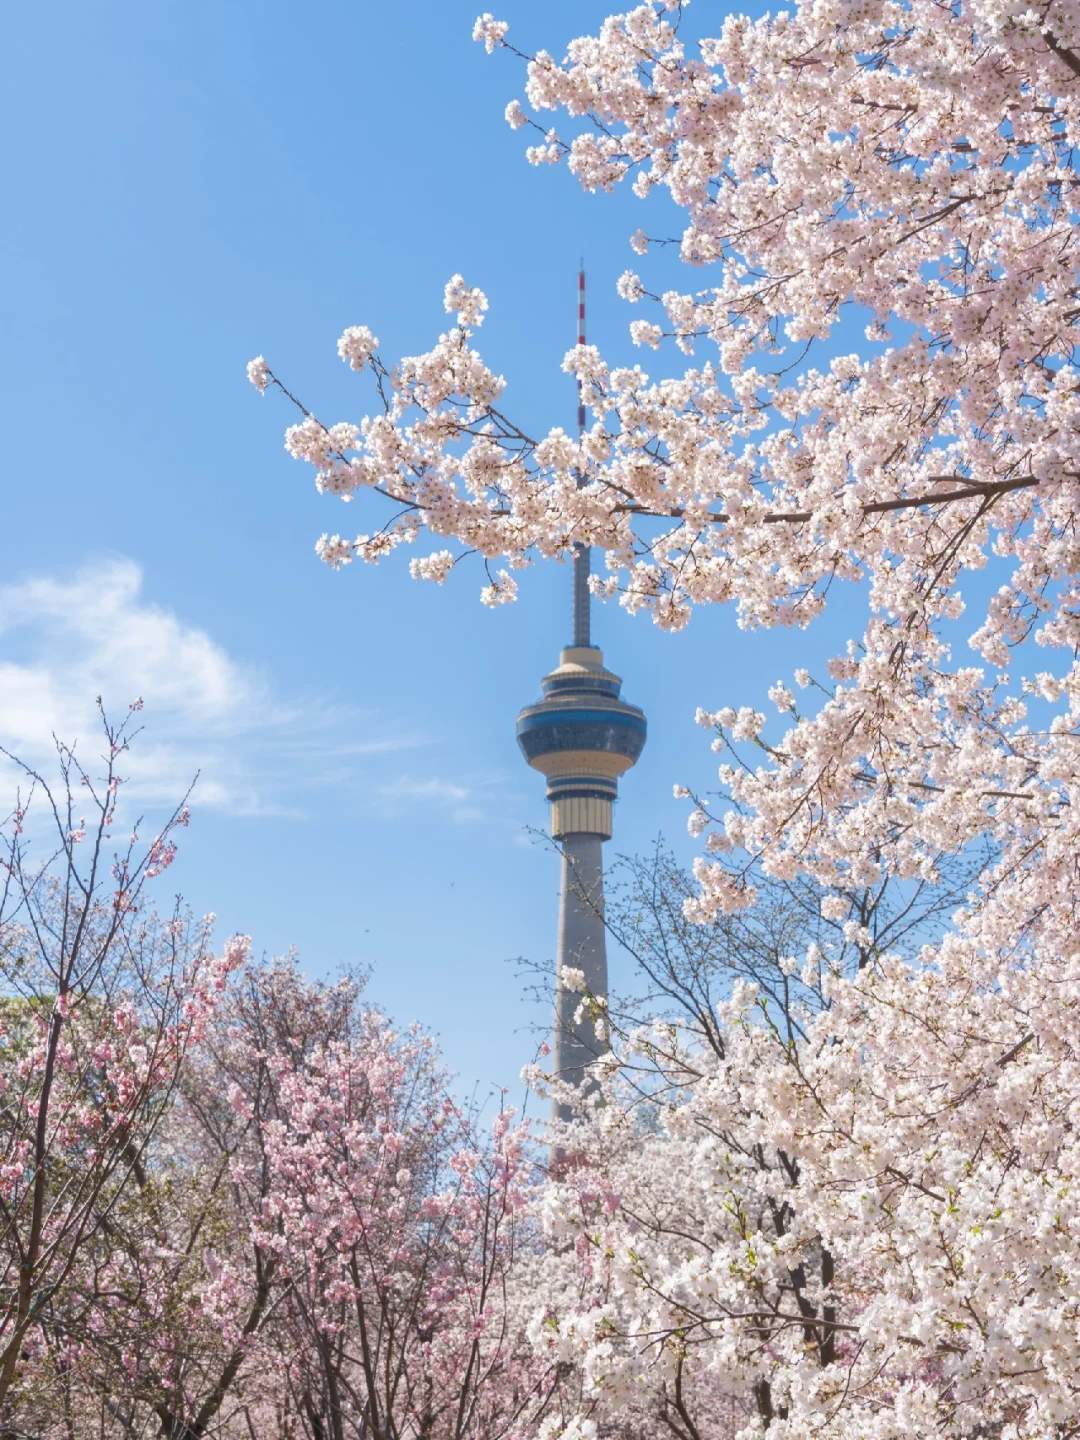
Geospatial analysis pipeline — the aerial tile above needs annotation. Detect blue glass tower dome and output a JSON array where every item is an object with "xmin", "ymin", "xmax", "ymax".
[{"xmin": 516, "ymin": 645, "xmax": 646, "ymax": 840}]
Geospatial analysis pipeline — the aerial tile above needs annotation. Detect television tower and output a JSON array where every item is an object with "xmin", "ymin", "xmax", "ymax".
[{"xmin": 516, "ymin": 266, "xmax": 647, "ymax": 1122}]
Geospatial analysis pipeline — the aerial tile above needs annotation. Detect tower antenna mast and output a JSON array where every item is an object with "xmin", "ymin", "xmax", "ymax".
[{"xmin": 573, "ymin": 262, "xmax": 590, "ymax": 648}]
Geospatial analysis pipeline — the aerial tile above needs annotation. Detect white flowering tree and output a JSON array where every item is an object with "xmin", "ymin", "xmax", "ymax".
[{"xmin": 248, "ymin": 1, "xmax": 1080, "ymax": 1435}]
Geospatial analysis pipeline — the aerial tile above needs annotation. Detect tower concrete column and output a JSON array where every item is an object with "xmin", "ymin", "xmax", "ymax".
[{"xmin": 553, "ymin": 832, "xmax": 606, "ymax": 1121}]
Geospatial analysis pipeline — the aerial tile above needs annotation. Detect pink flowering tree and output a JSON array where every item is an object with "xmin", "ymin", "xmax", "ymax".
[
  {"xmin": 0, "ymin": 733, "xmax": 568, "ymax": 1435},
  {"xmin": 31, "ymin": 953, "xmax": 558, "ymax": 1439},
  {"xmin": 0, "ymin": 710, "xmax": 247, "ymax": 1429},
  {"xmin": 248, "ymin": 1, "xmax": 1080, "ymax": 1433},
  {"xmin": 245, "ymin": 975, "xmax": 550, "ymax": 1440}
]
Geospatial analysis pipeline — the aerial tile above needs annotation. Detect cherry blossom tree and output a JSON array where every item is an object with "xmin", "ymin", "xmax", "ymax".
[
  {"xmin": 8, "ymin": 940, "xmax": 562, "ymax": 1439},
  {"xmin": 526, "ymin": 850, "xmax": 1080, "ymax": 1440},
  {"xmin": 249, "ymin": 0, "xmax": 1080, "ymax": 918},
  {"xmin": 250, "ymin": 990, "xmax": 543, "ymax": 1440},
  {"xmin": 247, "ymin": 1, "xmax": 1080, "ymax": 1434},
  {"xmin": 0, "ymin": 711, "xmax": 247, "ymax": 1433},
  {"xmin": 182, "ymin": 955, "xmax": 551, "ymax": 1440}
]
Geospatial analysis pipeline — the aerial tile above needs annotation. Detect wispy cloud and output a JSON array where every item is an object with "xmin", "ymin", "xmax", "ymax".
[
  {"xmin": 0, "ymin": 556, "xmax": 421, "ymax": 816},
  {"xmin": 374, "ymin": 774, "xmax": 512, "ymax": 825}
]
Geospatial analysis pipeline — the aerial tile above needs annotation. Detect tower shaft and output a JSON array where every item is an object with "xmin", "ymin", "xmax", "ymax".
[{"xmin": 553, "ymin": 833, "xmax": 606, "ymax": 1121}]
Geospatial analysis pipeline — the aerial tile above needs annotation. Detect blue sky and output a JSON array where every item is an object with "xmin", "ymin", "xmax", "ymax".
[{"xmin": 1, "ymin": 0, "xmax": 863, "ymax": 1095}]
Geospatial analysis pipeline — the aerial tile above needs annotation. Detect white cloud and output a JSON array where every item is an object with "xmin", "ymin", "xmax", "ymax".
[
  {"xmin": 374, "ymin": 774, "xmax": 511, "ymax": 825},
  {"xmin": 0, "ymin": 556, "xmax": 419, "ymax": 816}
]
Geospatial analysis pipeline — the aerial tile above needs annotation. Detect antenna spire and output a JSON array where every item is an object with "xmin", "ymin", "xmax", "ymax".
[{"xmin": 573, "ymin": 263, "xmax": 591, "ymax": 649}]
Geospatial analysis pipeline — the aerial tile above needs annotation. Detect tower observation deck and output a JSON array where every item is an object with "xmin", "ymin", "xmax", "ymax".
[{"xmin": 515, "ymin": 268, "xmax": 647, "ymax": 1123}]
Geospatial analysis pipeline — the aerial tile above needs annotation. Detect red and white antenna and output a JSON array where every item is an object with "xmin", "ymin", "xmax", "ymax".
[{"xmin": 572, "ymin": 263, "xmax": 591, "ymax": 648}]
